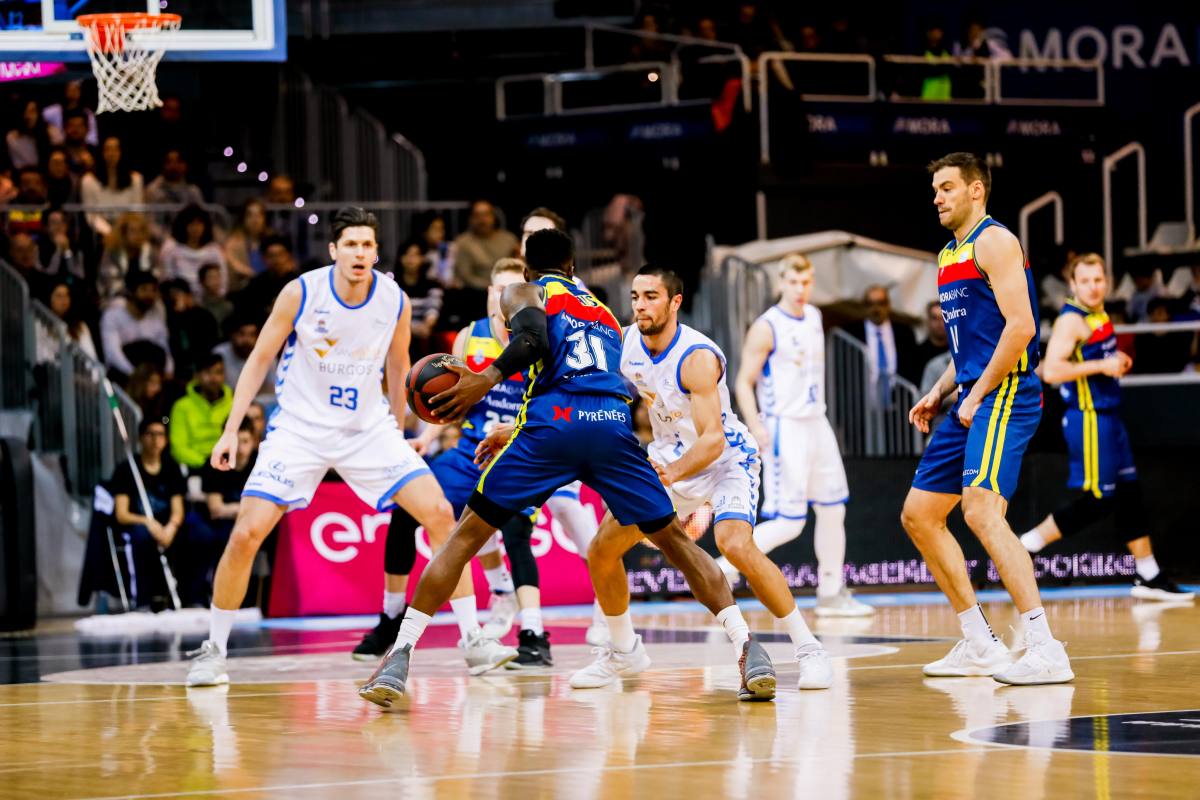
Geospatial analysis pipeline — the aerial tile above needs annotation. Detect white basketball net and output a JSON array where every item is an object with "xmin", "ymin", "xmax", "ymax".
[{"xmin": 79, "ymin": 14, "xmax": 181, "ymax": 113}]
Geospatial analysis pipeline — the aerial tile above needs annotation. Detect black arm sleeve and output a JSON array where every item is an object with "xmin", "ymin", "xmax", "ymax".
[{"xmin": 491, "ymin": 306, "xmax": 549, "ymax": 379}]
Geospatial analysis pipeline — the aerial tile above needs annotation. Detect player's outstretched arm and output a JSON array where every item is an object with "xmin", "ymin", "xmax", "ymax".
[
  {"xmin": 431, "ymin": 283, "xmax": 547, "ymax": 422},
  {"xmin": 734, "ymin": 318, "xmax": 773, "ymax": 448},
  {"xmin": 957, "ymin": 227, "xmax": 1037, "ymax": 428},
  {"xmin": 1041, "ymin": 313, "xmax": 1130, "ymax": 384},
  {"xmin": 385, "ymin": 299, "xmax": 414, "ymax": 434},
  {"xmin": 210, "ymin": 281, "xmax": 301, "ymax": 470},
  {"xmin": 661, "ymin": 349, "xmax": 728, "ymax": 484}
]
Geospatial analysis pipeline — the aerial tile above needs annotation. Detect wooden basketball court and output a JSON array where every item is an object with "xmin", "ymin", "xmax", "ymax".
[{"xmin": 2, "ymin": 591, "xmax": 1198, "ymax": 799}]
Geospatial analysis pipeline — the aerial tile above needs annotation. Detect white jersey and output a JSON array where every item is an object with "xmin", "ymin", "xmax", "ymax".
[
  {"xmin": 273, "ymin": 266, "xmax": 404, "ymax": 433},
  {"xmin": 622, "ymin": 323, "xmax": 755, "ymax": 470},
  {"xmin": 756, "ymin": 304, "xmax": 826, "ymax": 420}
]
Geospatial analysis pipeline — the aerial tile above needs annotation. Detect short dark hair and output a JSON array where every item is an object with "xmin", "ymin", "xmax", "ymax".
[
  {"xmin": 523, "ymin": 228, "xmax": 573, "ymax": 275},
  {"xmin": 635, "ymin": 264, "xmax": 684, "ymax": 299},
  {"xmin": 260, "ymin": 234, "xmax": 293, "ymax": 254},
  {"xmin": 521, "ymin": 207, "xmax": 566, "ymax": 232},
  {"xmin": 138, "ymin": 417, "xmax": 166, "ymax": 436},
  {"xmin": 198, "ymin": 263, "xmax": 221, "ymax": 283},
  {"xmin": 125, "ymin": 269, "xmax": 158, "ymax": 292},
  {"xmin": 331, "ymin": 206, "xmax": 379, "ymax": 245},
  {"xmin": 238, "ymin": 417, "xmax": 256, "ymax": 434},
  {"xmin": 928, "ymin": 152, "xmax": 992, "ymax": 202},
  {"xmin": 196, "ymin": 352, "xmax": 224, "ymax": 373},
  {"xmin": 170, "ymin": 204, "xmax": 214, "ymax": 246},
  {"xmin": 160, "ymin": 278, "xmax": 191, "ymax": 296}
]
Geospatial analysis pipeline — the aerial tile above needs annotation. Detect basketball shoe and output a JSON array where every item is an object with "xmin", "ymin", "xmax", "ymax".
[
  {"xmin": 352, "ymin": 612, "xmax": 403, "ymax": 661},
  {"xmin": 570, "ymin": 636, "xmax": 651, "ymax": 689},
  {"xmin": 186, "ymin": 640, "xmax": 229, "ymax": 687},
  {"xmin": 923, "ymin": 637, "xmax": 1013, "ymax": 677},
  {"xmin": 1131, "ymin": 574, "xmax": 1195, "ymax": 602},
  {"xmin": 815, "ymin": 587, "xmax": 874, "ymax": 617},
  {"xmin": 993, "ymin": 631, "xmax": 1074, "ymax": 685},
  {"xmin": 738, "ymin": 638, "xmax": 776, "ymax": 701},
  {"xmin": 359, "ymin": 643, "xmax": 411, "ymax": 710},
  {"xmin": 795, "ymin": 643, "xmax": 834, "ymax": 690},
  {"xmin": 460, "ymin": 629, "xmax": 518, "ymax": 675},
  {"xmin": 507, "ymin": 630, "xmax": 553, "ymax": 669},
  {"xmin": 481, "ymin": 591, "xmax": 519, "ymax": 639}
]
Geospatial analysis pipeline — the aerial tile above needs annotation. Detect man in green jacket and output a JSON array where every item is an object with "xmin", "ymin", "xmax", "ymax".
[{"xmin": 170, "ymin": 352, "xmax": 233, "ymax": 469}]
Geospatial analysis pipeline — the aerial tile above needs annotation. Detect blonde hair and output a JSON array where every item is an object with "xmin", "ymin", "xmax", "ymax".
[
  {"xmin": 491, "ymin": 257, "xmax": 526, "ymax": 280},
  {"xmin": 778, "ymin": 253, "xmax": 813, "ymax": 277},
  {"xmin": 1069, "ymin": 252, "xmax": 1105, "ymax": 278}
]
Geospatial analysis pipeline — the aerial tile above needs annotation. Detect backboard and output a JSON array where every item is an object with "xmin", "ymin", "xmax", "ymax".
[{"xmin": 0, "ymin": 0, "xmax": 285, "ymax": 61}]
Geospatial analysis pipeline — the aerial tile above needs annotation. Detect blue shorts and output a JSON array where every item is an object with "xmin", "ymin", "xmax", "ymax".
[
  {"xmin": 432, "ymin": 445, "xmax": 536, "ymax": 521},
  {"xmin": 477, "ymin": 391, "xmax": 674, "ymax": 527},
  {"xmin": 913, "ymin": 373, "xmax": 1042, "ymax": 500},
  {"xmin": 1064, "ymin": 408, "xmax": 1136, "ymax": 498}
]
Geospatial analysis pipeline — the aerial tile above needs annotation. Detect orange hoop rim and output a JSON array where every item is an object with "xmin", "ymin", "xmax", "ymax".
[{"xmin": 76, "ymin": 12, "xmax": 182, "ymax": 30}]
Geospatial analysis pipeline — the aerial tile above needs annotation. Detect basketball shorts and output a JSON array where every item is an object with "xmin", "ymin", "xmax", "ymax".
[
  {"xmin": 760, "ymin": 415, "xmax": 848, "ymax": 520},
  {"xmin": 1063, "ymin": 408, "xmax": 1136, "ymax": 499},
  {"xmin": 243, "ymin": 412, "xmax": 430, "ymax": 512},
  {"xmin": 432, "ymin": 445, "xmax": 537, "ymax": 521},
  {"xmin": 913, "ymin": 373, "xmax": 1041, "ymax": 501},
  {"xmin": 477, "ymin": 391, "xmax": 674, "ymax": 527},
  {"xmin": 668, "ymin": 449, "xmax": 761, "ymax": 526}
]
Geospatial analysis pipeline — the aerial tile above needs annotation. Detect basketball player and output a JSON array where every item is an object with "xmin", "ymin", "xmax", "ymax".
[
  {"xmin": 904, "ymin": 153, "xmax": 1073, "ymax": 684},
  {"xmin": 571, "ymin": 265, "xmax": 833, "ymax": 692},
  {"xmin": 187, "ymin": 207, "xmax": 515, "ymax": 687},
  {"xmin": 1020, "ymin": 253, "xmax": 1193, "ymax": 602},
  {"xmin": 359, "ymin": 228, "xmax": 775, "ymax": 708},
  {"xmin": 721, "ymin": 254, "xmax": 873, "ymax": 617}
]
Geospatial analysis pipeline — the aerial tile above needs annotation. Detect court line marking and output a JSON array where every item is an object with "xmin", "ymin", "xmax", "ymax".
[
  {"xmin": 949, "ymin": 706, "xmax": 1200, "ymax": 760},
  {"xmin": 70, "ymin": 747, "xmax": 996, "ymax": 800}
]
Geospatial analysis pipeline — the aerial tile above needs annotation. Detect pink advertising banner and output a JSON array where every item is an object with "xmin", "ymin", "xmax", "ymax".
[
  {"xmin": 0, "ymin": 63, "xmax": 66, "ymax": 83},
  {"xmin": 269, "ymin": 481, "xmax": 599, "ymax": 618}
]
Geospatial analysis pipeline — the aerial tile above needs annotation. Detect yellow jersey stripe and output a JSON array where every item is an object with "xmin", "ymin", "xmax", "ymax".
[
  {"xmin": 1081, "ymin": 410, "xmax": 1092, "ymax": 494},
  {"xmin": 1088, "ymin": 410, "xmax": 1103, "ymax": 499},
  {"xmin": 987, "ymin": 373, "xmax": 1021, "ymax": 492},
  {"xmin": 971, "ymin": 375, "xmax": 1012, "ymax": 487}
]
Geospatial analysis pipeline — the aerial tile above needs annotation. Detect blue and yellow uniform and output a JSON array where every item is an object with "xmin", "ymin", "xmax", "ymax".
[
  {"xmin": 477, "ymin": 275, "xmax": 674, "ymax": 526},
  {"xmin": 913, "ymin": 215, "xmax": 1042, "ymax": 500},
  {"xmin": 431, "ymin": 318, "xmax": 531, "ymax": 516},
  {"xmin": 1057, "ymin": 300, "xmax": 1135, "ymax": 498}
]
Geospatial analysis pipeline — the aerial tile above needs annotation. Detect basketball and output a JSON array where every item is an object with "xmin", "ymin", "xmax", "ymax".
[{"xmin": 406, "ymin": 353, "xmax": 464, "ymax": 423}]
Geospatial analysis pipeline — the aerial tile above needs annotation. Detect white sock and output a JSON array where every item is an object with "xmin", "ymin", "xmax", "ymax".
[
  {"xmin": 484, "ymin": 565, "xmax": 515, "ymax": 595},
  {"xmin": 781, "ymin": 606, "xmax": 819, "ymax": 649},
  {"xmin": 957, "ymin": 604, "xmax": 998, "ymax": 644},
  {"xmin": 520, "ymin": 606, "xmax": 544, "ymax": 635},
  {"xmin": 605, "ymin": 611, "xmax": 637, "ymax": 652},
  {"xmin": 392, "ymin": 607, "xmax": 431, "ymax": 653},
  {"xmin": 1135, "ymin": 555, "xmax": 1160, "ymax": 581},
  {"xmin": 1020, "ymin": 530, "xmax": 1047, "ymax": 553},
  {"xmin": 752, "ymin": 517, "xmax": 805, "ymax": 554},
  {"xmin": 717, "ymin": 605, "xmax": 751, "ymax": 655},
  {"xmin": 546, "ymin": 495, "xmax": 599, "ymax": 554},
  {"xmin": 591, "ymin": 600, "xmax": 606, "ymax": 626},
  {"xmin": 383, "ymin": 590, "xmax": 406, "ymax": 620},
  {"xmin": 814, "ymin": 503, "xmax": 846, "ymax": 598},
  {"xmin": 1021, "ymin": 606, "xmax": 1052, "ymax": 640},
  {"xmin": 208, "ymin": 605, "xmax": 237, "ymax": 654},
  {"xmin": 449, "ymin": 596, "xmax": 480, "ymax": 639}
]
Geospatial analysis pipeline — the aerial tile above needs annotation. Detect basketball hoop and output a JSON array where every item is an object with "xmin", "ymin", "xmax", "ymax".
[{"xmin": 77, "ymin": 12, "xmax": 181, "ymax": 113}]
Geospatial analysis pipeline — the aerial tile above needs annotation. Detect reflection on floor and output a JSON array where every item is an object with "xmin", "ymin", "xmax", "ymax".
[{"xmin": 1, "ymin": 587, "xmax": 1198, "ymax": 799}]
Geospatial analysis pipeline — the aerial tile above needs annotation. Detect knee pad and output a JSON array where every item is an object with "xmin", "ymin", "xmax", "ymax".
[
  {"xmin": 385, "ymin": 509, "xmax": 419, "ymax": 576},
  {"xmin": 1052, "ymin": 493, "xmax": 1114, "ymax": 538},
  {"xmin": 468, "ymin": 491, "xmax": 517, "ymax": 530},
  {"xmin": 637, "ymin": 513, "xmax": 676, "ymax": 535}
]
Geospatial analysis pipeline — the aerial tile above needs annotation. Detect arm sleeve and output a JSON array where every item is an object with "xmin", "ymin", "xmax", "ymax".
[{"xmin": 491, "ymin": 307, "xmax": 550, "ymax": 379}]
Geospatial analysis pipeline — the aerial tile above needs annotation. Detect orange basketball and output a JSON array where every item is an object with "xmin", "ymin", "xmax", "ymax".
[{"xmin": 406, "ymin": 353, "xmax": 463, "ymax": 423}]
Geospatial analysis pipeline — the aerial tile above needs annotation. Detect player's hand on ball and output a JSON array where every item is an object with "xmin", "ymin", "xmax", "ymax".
[
  {"xmin": 474, "ymin": 423, "xmax": 515, "ymax": 468},
  {"xmin": 431, "ymin": 363, "xmax": 496, "ymax": 423},
  {"xmin": 210, "ymin": 430, "xmax": 238, "ymax": 471},
  {"xmin": 908, "ymin": 389, "xmax": 941, "ymax": 434}
]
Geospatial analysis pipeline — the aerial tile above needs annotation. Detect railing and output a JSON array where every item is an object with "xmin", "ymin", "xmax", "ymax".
[
  {"xmin": 1, "ymin": 262, "xmax": 34, "ymax": 410},
  {"xmin": 1018, "ymin": 191, "xmax": 1064, "ymax": 258},
  {"xmin": 1184, "ymin": 101, "xmax": 1200, "ymax": 243},
  {"xmin": 1102, "ymin": 141, "xmax": 1148, "ymax": 276},
  {"xmin": 992, "ymin": 58, "xmax": 1104, "ymax": 106},
  {"xmin": 826, "ymin": 330, "xmax": 924, "ymax": 458},
  {"xmin": 497, "ymin": 61, "xmax": 681, "ymax": 121}
]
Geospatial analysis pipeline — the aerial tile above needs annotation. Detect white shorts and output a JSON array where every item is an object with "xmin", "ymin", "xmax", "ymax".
[
  {"xmin": 243, "ymin": 413, "xmax": 431, "ymax": 512},
  {"xmin": 668, "ymin": 452, "xmax": 760, "ymax": 526},
  {"xmin": 761, "ymin": 415, "xmax": 848, "ymax": 520}
]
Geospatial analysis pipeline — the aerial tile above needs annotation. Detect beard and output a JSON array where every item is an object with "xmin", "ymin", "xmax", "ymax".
[{"xmin": 636, "ymin": 317, "xmax": 668, "ymax": 336}]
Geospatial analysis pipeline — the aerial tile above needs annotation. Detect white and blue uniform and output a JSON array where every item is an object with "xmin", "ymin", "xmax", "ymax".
[
  {"xmin": 243, "ymin": 266, "xmax": 429, "ymax": 512},
  {"xmin": 755, "ymin": 304, "xmax": 848, "ymax": 520},
  {"xmin": 622, "ymin": 323, "xmax": 760, "ymax": 525}
]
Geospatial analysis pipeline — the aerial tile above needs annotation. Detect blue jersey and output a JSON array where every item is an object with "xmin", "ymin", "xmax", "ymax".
[
  {"xmin": 1058, "ymin": 300, "xmax": 1120, "ymax": 412},
  {"xmin": 458, "ymin": 318, "xmax": 526, "ymax": 450},
  {"xmin": 936, "ymin": 216, "xmax": 1040, "ymax": 385},
  {"xmin": 524, "ymin": 275, "xmax": 629, "ymax": 401}
]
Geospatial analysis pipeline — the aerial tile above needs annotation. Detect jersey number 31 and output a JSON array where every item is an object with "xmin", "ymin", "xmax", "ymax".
[{"xmin": 564, "ymin": 329, "xmax": 609, "ymax": 371}]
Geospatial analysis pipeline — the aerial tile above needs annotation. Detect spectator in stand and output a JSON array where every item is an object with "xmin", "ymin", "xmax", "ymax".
[
  {"xmin": 6, "ymin": 99, "xmax": 57, "ymax": 170},
  {"xmin": 1125, "ymin": 266, "xmax": 1163, "ymax": 322},
  {"xmin": 162, "ymin": 278, "xmax": 221, "ymax": 381},
  {"xmin": 43, "ymin": 80, "xmax": 99, "ymax": 147},
  {"xmin": 393, "ymin": 238, "xmax": 443, "ymax": 358},
  {"xmin": 202, "ymin": 417, "xmax": 258, "ymax": 544},
  {"xmin": 1177, "ymin": 265, "xmax": 1200, "ymax": 317},
  {"xmin": 262, "ymin": 174, "xmax": 298, "ymax": 245},
  {"xmin": 199, "ymin": 263, "xmax": 233, "ymax": 327},
  {"xmin": 413, "ymin": 210, "xmax": 452, "ymax": 285},
  {"xmin": 43, "ymin": 280, "xmax": 98, "ymax": 360},
  {"xmin": 161, "ymin": 204, "xmax": 226, "ymax": 297},
  {"xmin": 142, "ymin": 95, "xmax": 200, "ymax": 171},
  {"xmin": 45, "ymin": 148, "xmax": 79, "ymax": 209},
  {"xmin": 98, "ymin": 213, "xmax": 161, "ymax": 304},
  {"xmin": 826, "ymin": 14, "xmax": 866, "ymax": 53},
  {"xmin": 694, "ymin": 15, "xmax": 719, "ymax": 42},
  {"xmin": 37, "ymin": 210, "xmax": 85, "ymax": 283},
  {"xmin": 628, "ymin": 11, "xmax": 673, "ymax": 62},
  {"xmin": 168, "ymin": 351, "xmax": 232, "ymax": 470},
  {"xmin": 912, "ymin": 299, "xmax": 950, "ymax": 378},
  {"xmin": 918, "ymin": 19, "xmax": 953, "ymax": 101},
  {"xmin": 7, "ymin": 167, "xmax": 48, "ymax": 237},
  {"xmin": 100, "ymin": 270, "xmax": 173, "ymax": 382},
  {"xmin": 1040, "ymin": 248, "xmax": 1078, "ymax": 320},
  {"xmin": 212, "ymin": 316, "xmax": 276, "ymax": 404},
  {"xmin": 223, "ymin": 198, "xmax": 272, "ymax": 291},
  {"xmin": 234, "ymin": 235, "xmax": 298, "ymax": 325},
  {"xmin": 127, "ymin": 362, "xmax": 168, "ymax": 426},
  {"xmin": 80, "ymin": 136, "xmax": 144, "ymax": 238},
  {"xmin": 452, "ymin": 199, "xmax": 518, "ymax": 291},
  {"xmin": 245, "ymin": 400, "xmax": 267, "ymax": 443},
  {"xmin": 145, "ymin": 149, "xmax": 205, "ymax": 207},
  {"xmin": 729, "ymin": 3, "xmax": 779, "ymax": 60},
  {"xmin": 954, "ymin": 16, "xmax": 1012, "ymax": 60},
  {"xmin": 1132, "ymin": 298, "xmax": 1193, "ymax": 374},
  {"xmin": 111, "ymin": 417, "xmax": 218, "ymax": 607},
  {"xmin": 60, "ymin": 111, "xmax": 96, "ymax": 176},
  {"xmin": 844, "ymin": 284, "xmax": 919, "ymax": 403},
  {"xmin": 5, "ymin": 231, "xmax": 47, "ymax": 295}
]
